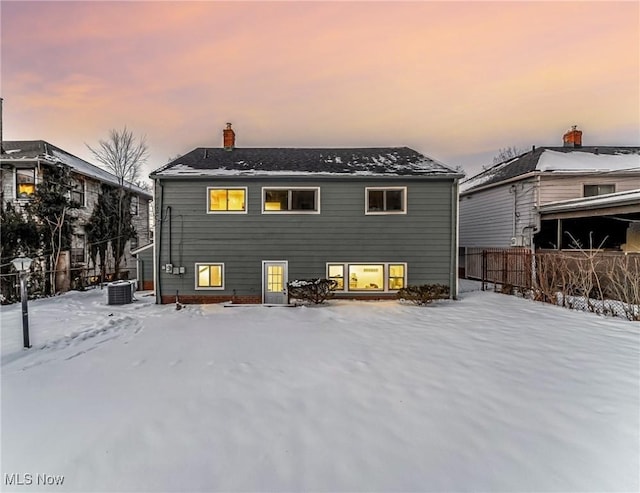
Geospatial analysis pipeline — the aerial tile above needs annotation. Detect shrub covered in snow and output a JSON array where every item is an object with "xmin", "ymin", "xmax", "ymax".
[
  {"xmin": 287, "ymin": 278, "xmax": 338, "ymax": 304},
  {"xmin": 396, "ymin": 284, "xmax": 450, "ymax": 305}
]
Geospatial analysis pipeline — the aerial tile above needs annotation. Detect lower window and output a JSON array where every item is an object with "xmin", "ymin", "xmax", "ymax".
[
  {"xmin": 327, "ymin": 263, "xmax": 406, "ymax": 292},
  {"xmin": 195, "ymin": 263, "xmax": 224, "ymax": 290}
]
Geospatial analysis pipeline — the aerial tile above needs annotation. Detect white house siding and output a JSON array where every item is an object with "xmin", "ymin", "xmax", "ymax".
[
  {"xmin": 459, "ymin": 178, "xmax": 537, "ymax": 248},
  {"xmin": 538, "ymin": 174, "xmax": 640, "ymax": 204}
]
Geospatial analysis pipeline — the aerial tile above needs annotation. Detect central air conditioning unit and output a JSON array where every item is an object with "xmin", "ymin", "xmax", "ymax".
[{"xmin": 106, "ymin": 280, "xmax": 135, "ymax": 305}]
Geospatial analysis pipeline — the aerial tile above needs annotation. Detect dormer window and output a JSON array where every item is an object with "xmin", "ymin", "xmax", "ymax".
[{"xmin": 16, "ymin": 168, "xmax": 35, "ymax": 199}]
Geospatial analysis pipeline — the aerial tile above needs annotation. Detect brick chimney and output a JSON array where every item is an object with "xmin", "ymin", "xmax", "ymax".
[
  {"xmin": 563, "ymin": 125, "xmax": 582, "ymax": 147},
  {"xmin": 223, "ymin": 122, "xmax": 235, "ymax": 150}
]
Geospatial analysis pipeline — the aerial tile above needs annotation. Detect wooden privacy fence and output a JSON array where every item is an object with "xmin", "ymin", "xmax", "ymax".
[
  {"xmin": 465, "ymin": 248, "xmax": 532, "ymax": 290},
  {"xmin": 464, "ymin": 247, "xmax": 640, "ymax": 320}
]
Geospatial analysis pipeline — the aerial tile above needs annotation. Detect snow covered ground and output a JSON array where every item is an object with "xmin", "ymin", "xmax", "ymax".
[{"xmin": 1, "ymin": 283, "xmax": 638, "ymax": 492}]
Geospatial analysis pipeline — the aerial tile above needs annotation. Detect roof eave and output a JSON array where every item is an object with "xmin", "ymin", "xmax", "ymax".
[
  {"xmin": 460, "ymin": 171, "xmax": 539, "ymax": 195},
  {"xmin": 150, "ymin": 172, "xmax": 463, "ymax": 180}
]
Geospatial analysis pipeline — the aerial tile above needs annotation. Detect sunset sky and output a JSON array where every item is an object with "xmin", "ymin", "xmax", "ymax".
[{"xmin": 2, "ymin": 1, "xmax": 639, "ymax": 180}]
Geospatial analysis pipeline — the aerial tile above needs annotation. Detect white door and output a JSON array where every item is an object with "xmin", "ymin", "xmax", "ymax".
[{"xmin": 263, "ymin": 261, "xmax": 288, "ymax": 304}]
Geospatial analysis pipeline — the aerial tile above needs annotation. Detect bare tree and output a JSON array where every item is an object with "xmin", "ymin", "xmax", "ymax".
[
  {"xmin": 87, "ymin": 126, "xmax": 148, "ymax": 188},
  {"xmin": 492, "ymin": 146, "xmax": 527, "ymax": 165},
  {"xmin": 87, "ymin": 127, "xmax": 148, "ymax": 277}
]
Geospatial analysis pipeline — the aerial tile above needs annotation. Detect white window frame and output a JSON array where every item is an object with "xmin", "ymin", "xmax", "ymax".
[
  {"xmin": 365, "ymin": 186, "xmax": 407, "ymax": 215},
  {"xmin": 326, "ymin": 262, "xmax": 407, "ymax": 292},
  {"xmin": 15, "ymin": 167, "xmax": 37, "ymax": 200},
  {"xmin": 194, "ymin": 262, "xmax": 225, "ymax": 290},
  {"xmin": 206, "ymin": 187, "xmax": 248, "ymax": 214},
  {"xmin": 261, "ymin": 187, "xmax": 321, "ymax": 214}
]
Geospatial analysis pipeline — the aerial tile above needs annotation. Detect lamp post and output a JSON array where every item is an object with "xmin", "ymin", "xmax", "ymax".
[{"xmin": 11, "ymin": 256, "xmax": 33, "ymax": 349}]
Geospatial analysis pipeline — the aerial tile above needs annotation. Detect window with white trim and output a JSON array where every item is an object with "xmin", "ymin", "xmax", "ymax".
[
  {"xmin": 366, "ymin": 187, "xmax": 406, "ymax": 214},
  {"xmin": 195, "ymin": 263, "xmax": 224, "ymax": 290},
  {"xmin": 263, "ymin": 187, "xmax": 319, "ymax": 213},
  {"xmin": 328, "ymin": 264, "xmax": 345, "ymax": 290},
  {"xmin": 208, "ymin": 187, "xmax": 247, "ymax": 213},
  {"xmin": 327, "ymin": 262, "xmax": 407, "ymax": 292},
  {"xmin": 16, "ymin": 168, "xmax": 36, "ymax": 199}
]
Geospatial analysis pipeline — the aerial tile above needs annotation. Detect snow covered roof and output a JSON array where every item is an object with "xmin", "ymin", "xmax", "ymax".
[
  {"xmin": 460, "ymin": 146, "xmax": 640, "ymax": 193},
  {"xmin": 151, "ymin": 147, "xmax": 461, "ymax": 178},
  {"xmin": 0, "ymin": 140, "xmax": 152, "ymax": 198},
  {"xmin": 538, "ymin": 188, "xmax": 640, "ymax": 215}
]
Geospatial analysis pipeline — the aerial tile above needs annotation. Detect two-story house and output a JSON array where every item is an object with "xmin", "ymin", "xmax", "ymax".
[
  {"xmin": 459, "ymin": 127, "xmax": 640, "ymax": 277},
  {"xmin": 0, "ymin": 140, "xmax": 153, "ymax": 288},
  {"xmin": 149, "ymin": 124, "xmax": 462, "ymax": 304}
]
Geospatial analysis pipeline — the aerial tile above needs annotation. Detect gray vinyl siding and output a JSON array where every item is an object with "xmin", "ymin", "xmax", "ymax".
[
  {"xmin": 539, "ymin": 174, "xmax": 640, "ymax": 204},
  {"xmin": 459, "ymin": 178, "xmax": 537, "ymax": 248},
  {"xmin": 154, "ymin": 177, "xmax": 456, "ymax": 299}
]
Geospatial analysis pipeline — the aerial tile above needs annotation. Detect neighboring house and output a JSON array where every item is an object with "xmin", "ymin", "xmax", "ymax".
[
  {"xmin": 0, "ymin": 140, "xmax": 153, "ymax": 288},
  {"xmin": 149, "ymin": 124, "xmax": 462, "ymax": 305},
  {"xmin": 536, "ymin": 189, "xmax": 640, "ymax": 253},
  {"xmin": 459, "ymin": 127, "xmax": 640, "ymax": 276},
  {"xmin": 132, "ymin": 242, "xmax": 154, "ymax": 291}
]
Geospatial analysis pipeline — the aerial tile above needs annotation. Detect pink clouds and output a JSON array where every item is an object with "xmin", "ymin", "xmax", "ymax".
[{"xmin": 1, "ymin": 1, "xmax": 638, "ymax": 177}]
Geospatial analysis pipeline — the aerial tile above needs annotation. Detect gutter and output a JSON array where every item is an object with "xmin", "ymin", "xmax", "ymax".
[{"xmin": 148, "ymin": 172, "xmax": 466, "ymax": 181}]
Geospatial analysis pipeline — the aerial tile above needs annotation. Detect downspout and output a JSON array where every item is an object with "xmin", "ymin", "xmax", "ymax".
[
  {"xmin": 450, "ymin": 178, "xmax": 459, "ymax": 299},
  {"xmin": 510, "ymin": 184, "xmax": 517, "ymax": 237},
  {"xmin": 155, "ymin": 179, "xmax": 163, "ymax": 304},
  {"xmin": 528, "ymin": 174, "xmax": 542, "ymax": 289}
]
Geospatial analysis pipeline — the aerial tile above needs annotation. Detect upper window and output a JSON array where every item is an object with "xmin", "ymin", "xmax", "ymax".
[
  {"xmin": 130, "ymin": 195, "xmax": 139, "ymax": 215},
  {"xmin": 366, "ymin": 187, "xmax": 406, "ymax": 214},
  {"xmin": 70, "ymin": 178, "xmax": 85, "ymax": 207},
  {"xmin": 584, "ymin": 184, "xmax": 615, "ymax": 197},
  {"xmin": 262, "ymin": 188, "xmax": 320, "ymax": 213},
  {"xmin": 16, "ymin": 168, "xmax": 36, "ymax": 199},
  {"xmin": 195, "ymin": 263, "xmax": 224, "ymax": 290},
  {"xmin": 208, "ymin": 188, "xmax": 247, "ymax": 213}
]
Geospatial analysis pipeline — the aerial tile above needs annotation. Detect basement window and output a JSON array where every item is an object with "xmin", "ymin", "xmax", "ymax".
[
  {"xmin": 584, "ymin": 184, "xmax": 615, "ymax": 197},
  {"xmin": 195, "ymin": 263, "xmax": 224, "ymax": 290},
  {"xmin": 327, "ymin": 262, "xmax": 407, "ymax": 292},
  {"xmin": 16, "ymin": 168, "xmax": 36, "ymax": 198}
]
